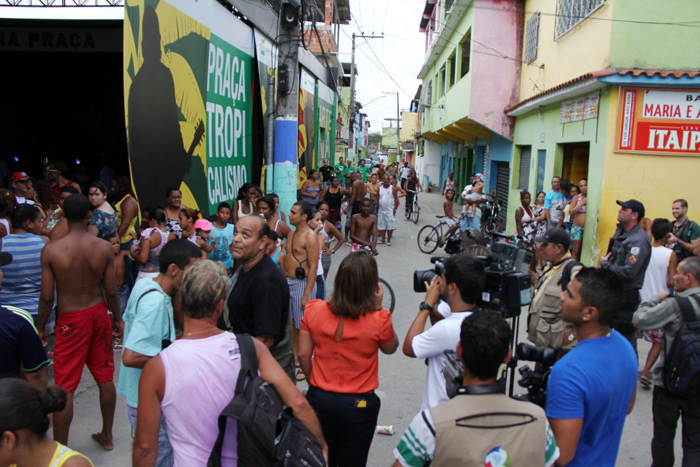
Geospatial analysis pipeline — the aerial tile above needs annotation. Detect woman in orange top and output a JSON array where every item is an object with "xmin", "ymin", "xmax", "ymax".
[{"xmin": 299, "ymin": 250, "xmax": 398, "ymax": 467}]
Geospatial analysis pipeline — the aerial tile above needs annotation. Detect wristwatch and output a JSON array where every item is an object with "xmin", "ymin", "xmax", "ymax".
[{"xmin": 419, "ymin": 301, "xmax": 434, "ymax": 313}]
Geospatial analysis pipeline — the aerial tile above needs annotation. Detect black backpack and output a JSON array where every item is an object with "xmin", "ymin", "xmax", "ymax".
[
  {"xmin": 662, "ymin": 295, "xmax": 700, "ymax": 399},
  {"xmin": 207, "ymin": 334, "xmax": 325, "ymax": 467}
]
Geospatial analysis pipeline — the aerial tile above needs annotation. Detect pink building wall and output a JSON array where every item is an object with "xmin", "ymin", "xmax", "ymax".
[{"xmin": 469, "ymin": 0, "xmax": 522, "ymax": 139}]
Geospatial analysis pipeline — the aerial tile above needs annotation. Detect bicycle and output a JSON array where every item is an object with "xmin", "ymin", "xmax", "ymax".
[
  {"xmin": 417, "ymin": 213, "xmax": 469, "ymax": 254},
  {"xmin": 404, "ymin": 189, "xmax": 420, "ymax": 224},
  {"xmin": 379, "ymin": 277, "xmax": 396, "ymax": 313}
]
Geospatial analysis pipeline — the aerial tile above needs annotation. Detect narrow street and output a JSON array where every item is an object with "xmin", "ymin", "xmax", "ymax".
[{"xmin": 59, "ymin": 191, "xmax": 678, "ymax": 466}]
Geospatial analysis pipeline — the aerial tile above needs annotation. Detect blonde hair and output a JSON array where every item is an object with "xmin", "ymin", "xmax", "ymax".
[{"xmin": 180, "ymin": 260, "xmax": 228, "ymax": 319}]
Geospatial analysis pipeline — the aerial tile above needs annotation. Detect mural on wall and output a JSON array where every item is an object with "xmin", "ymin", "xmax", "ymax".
[
  {"xmin": 315, "ymin": 81, "xmax": 337, "ymax": 166},
  {"xmin": 124, "ymin": 0, "xmax": 253, "ymax": 214},
  {"xmin": 297, "ymin": 68, "xmax": 316, "ymax": 189}
]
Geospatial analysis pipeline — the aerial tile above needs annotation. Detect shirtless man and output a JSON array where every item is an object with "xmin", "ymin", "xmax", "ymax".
[
  {"xmin": 37, "ymin": 194, "xmax": 123, "ymax": 450},
  {"xmin": 284, "ymin": 201, "xmax": 319, "ymax": 366},
  {"xmin": 351, "ymin": 198, "xmax": 378, "ymax": 255},
  {"xmin": 345, "ymin": 172, "xmax": 367, "ymax": 242},
  {"xmin": 365, "ymin": 173, "xmax": 381, "ymax": 214}
]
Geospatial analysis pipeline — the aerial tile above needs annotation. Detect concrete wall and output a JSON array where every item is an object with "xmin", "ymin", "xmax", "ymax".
[
  {"xmin": 421, "ymin": 3, "xmax": 476, "ymax": 134},
  {"xmin": 610, "ymin": 0, "xmax": 700, "ymax": 70},
  {"xmin": 401, "ymin": 112, "xmax": 419, "ymax": 141},
  {"xmin": 420, "ymin": 139, "xmax": 442, "ymax": 188},
  {"xmin": 470, "ymin": 0, "xmax": 521, "ymax": 138},
  {"xmin": 519, "ymin": 0, "xmax": 613, "ymax": 101}
]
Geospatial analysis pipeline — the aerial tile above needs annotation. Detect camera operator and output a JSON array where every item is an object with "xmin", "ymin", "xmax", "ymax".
[
  {"xmin": 403, "ymin": 255, "xmax": 483, "ymax": 410},
  {"xmin": 528, "ymin": 228, "xmax": 581, "ymax": 348},
  {"xmin": 546, "ymin": 267, "xmax": 637, "ymax": 466},
  {"xmin": 394, "ymin": 309, "xmax": 560, "ymax": 466}
]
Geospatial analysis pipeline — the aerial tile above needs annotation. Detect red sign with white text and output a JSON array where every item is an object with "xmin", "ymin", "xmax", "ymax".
[{"xmin": 615, "ymin": 87, "xmax": 700, "ymax": 156}]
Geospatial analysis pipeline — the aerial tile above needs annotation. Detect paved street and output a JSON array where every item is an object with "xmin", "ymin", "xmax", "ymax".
[{"xmin": 57, "ymin": 191, "xmax": 678, "ymax": 466}]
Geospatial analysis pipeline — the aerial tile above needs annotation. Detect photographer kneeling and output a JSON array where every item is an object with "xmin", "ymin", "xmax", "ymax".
[
  {"xmin": 403, "ymin": 255, "xmax": 483, "ymax": 410},
  {"xmin": 394, "ymin": 309, "xmax": 560, "ymax": 466},
  {"xmin": 546, "ymin": 267, "xmax": 637, "ymax": 466}
]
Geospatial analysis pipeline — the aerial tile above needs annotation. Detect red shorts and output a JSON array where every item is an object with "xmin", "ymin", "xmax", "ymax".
[{"xmin": 53, "ymin": 303, "xmax": 114, "ymax": 393}]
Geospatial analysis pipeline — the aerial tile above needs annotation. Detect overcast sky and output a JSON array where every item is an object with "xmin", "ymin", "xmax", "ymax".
[{"xmin": 336, "ymin": 0, "xmax": 425, "ymax": 133}]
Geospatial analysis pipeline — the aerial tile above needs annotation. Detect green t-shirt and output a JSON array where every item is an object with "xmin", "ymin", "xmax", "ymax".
[
  {"xmin": 359, "ymin": 165, "xmax": 372, "ymax": 182},
  {"xmin": 334, "ymin": 163, "xmax": 346, "ymax": 175}
]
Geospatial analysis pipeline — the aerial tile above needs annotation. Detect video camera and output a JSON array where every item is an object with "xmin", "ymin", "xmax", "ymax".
[
  {"xmin": 512, "ymin": 343, "xmax": 562, "ymax": 408},
  {"xmin": 413, "ymin": 252, "xmax": 532, "ymax": 318}
]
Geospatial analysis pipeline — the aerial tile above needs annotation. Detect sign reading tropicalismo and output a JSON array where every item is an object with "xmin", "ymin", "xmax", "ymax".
[{"xmin": 124, "ymin": 0, "xmax": 253, "ymax": 214}]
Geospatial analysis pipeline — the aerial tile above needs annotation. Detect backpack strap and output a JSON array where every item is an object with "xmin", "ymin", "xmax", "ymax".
[
  {"xmin": 675, "ymin": 294, "xmax": 700, "ymax": 323},
  {"xmin": 207, "ymin": 334, "xmax": 258, "ymax": 467},
  {"xmin": 234, "ymin": 333, "xmax": 259, "ymax": 395}
]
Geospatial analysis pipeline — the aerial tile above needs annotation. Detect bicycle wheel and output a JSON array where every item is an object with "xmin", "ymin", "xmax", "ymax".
[
  {"xmin": 412, "ymin": 200, "xmax": 420, "ymax": 224},
  {"xmin": 417, "ymin": 225, "xmax": 441, "ymax": 254},
  {"xmin": 483, "ymin": 217, "xmax": 502, "ymax": 234},
  {"xmin": 379, "ymin": 277, "xmax": 396, "ymax": 313}
]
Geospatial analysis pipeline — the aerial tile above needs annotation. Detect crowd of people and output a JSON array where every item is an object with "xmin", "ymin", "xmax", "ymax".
[
  {"xmin": 4, "ymin": 156, "xmax": 699, "ymax": 466},
  {"xmin": 0, "ymin": 157, "xmax": 428, "ymax": 467}
]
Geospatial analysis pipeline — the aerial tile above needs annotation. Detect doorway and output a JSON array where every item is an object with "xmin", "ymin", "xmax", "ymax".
[{"xmin": 561, "ymin": 143, "xmax": 589, "ymax": 189}]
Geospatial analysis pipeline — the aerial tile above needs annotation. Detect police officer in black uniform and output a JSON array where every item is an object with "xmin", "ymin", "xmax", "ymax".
[{"xmin": 598, "ymin": 199, "xmax": 651, "ymax": 353}]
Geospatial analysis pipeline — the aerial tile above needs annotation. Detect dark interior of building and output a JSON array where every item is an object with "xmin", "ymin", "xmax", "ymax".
[{"xmin": 0, "ymin": 19, "xmax": 128, "ymax": 187}]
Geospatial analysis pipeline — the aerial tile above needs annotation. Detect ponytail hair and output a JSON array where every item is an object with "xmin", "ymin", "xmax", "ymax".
[{"xmin": 0, "ymin": 380, "xmax": 67, "ymax": 437}]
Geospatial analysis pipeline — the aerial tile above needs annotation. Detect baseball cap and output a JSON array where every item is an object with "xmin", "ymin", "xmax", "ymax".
[
  {"xmin": 194, "ymin": 219, "xmax": 213, "ymax": 231},
  {"xmin": 10, "ymin": 172, "xmax": 30, "ymax": 183},
  {"xmin": 534, "ymin": 228, "xmax": 571, "ymax": 250},
  {"xmin": 616, "ymin": 199, "xmax": 645, "ymax": 220},
  {"xmin": 0, "ymin": 252, "xmax": 13, "ymax": 267}
]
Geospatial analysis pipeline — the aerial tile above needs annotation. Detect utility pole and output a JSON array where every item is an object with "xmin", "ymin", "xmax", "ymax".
[
  {"xmin": 348, "ymin": 33, "xmax": 383, "ymax": 169},
  {"xmin": 383, "ymin": 90, "xmax": 400, "ymax": 163},
  {"xmin": 273, "ymin": 0, "xmax": 302, "ymax": 216}
]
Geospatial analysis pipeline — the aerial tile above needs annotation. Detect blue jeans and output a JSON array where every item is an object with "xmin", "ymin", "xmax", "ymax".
[
  {"xmin": 460, "ymin": 210, "xmax": 481, "ymax": 232},
  {"xmin": 306, "ymin": 386, "xmax": 380, "ymax": 467},
  {"xmin": 127, "ymin": 405, "xmax": 174, "ymax": 467},
  {"xmin": 315, "ymin": 275, "xmax": 326, "ymax": 300}
]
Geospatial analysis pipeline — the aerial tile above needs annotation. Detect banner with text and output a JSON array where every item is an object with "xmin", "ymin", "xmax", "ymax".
[
  {"xmin": 615, "ymin": 86, "xmax": 700, "ymax": 157},
  {"xmin": 124, "ymin": 0, "xmax": 253, "ymax": 214}
]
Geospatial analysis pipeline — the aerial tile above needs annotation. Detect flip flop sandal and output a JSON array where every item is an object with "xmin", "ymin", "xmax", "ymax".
[
  {"xmin": 295, "ymin": 367, "xmax": 306, "ymax": 382},
  {"xmin": 639, "ymin": 376, "xmax": 652, "ymax": 389}
]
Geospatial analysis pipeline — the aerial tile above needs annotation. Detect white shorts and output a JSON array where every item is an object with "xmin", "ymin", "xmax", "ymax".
[{"xmin": 378, "ymin": 212, "xmax": 396, "ymax": 231}]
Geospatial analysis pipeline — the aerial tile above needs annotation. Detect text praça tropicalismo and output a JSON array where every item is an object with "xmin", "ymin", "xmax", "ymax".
[{"xmin": 206, "ymin": 42, "xmax": 248, "ymax": 204}]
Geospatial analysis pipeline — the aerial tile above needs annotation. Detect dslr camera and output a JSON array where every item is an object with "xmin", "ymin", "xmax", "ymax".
[{"xmin": 513, "ymin": 342, "xmax": 562, "ymax": 408}]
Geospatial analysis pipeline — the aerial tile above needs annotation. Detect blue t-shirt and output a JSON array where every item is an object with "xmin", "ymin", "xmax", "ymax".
[
  {"xmin": 209, "ymin": 224, "xmax": 234, "ymax": 268},
  {"xmin": 117, "ymin": 278, "xmax": 174, "ymax": 408},
  {"xmin": 546, "ymin": 330, "xmax": 637, "ymax": 466},
  {"xmin": 0, "ymin": 305, "xmax": 49, "ymax": 378}
]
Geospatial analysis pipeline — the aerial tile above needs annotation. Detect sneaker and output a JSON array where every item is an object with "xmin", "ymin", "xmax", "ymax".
[
  {"xmin": 378, "ymin": 240, "xmax": 384, "ymax": 244},
  {"xmin": 387, "ymin": 241, "xmax": 392, "ymax": 246}
]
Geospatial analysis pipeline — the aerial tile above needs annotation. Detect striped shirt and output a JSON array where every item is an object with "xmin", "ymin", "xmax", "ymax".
[{"xmin": 0, "ymin": 233, "xmax": 46, "ymax": 317}]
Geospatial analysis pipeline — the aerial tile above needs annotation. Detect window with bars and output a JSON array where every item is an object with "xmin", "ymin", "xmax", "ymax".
[
  {"xmin": 555, "ymin": 0, "xmax": 606, "ymax": 39},
  {"xmin": 524, "ymin": 12, "xmax": 540, "ymax": 63}
]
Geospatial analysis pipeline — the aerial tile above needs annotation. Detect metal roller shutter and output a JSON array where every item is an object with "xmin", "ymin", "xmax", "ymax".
[{"xmin": 495, "ymin": 162, "xmax": 509, "ymax": 230}]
